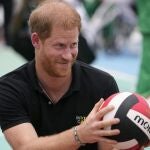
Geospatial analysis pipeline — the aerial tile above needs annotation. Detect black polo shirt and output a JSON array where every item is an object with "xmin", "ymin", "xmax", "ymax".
[{"xmin": 0, "ymin": 60, "xmax": 119, "ymax": 149}]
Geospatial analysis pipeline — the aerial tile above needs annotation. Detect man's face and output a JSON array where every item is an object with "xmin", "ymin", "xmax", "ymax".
[{"xmin": 36, "ymin": 26, "xmax": 79, "ymax": 77}]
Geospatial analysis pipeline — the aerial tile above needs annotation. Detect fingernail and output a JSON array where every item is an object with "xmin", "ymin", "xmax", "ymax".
[{"xmin": 115, "ymin": 118, "xmax": 120, "ymax": 122}]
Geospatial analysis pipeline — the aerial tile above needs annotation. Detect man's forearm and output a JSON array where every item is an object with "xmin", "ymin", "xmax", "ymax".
[{"xmin": 20, "ymin": 128, "xmax": 80, "ymax": 150}]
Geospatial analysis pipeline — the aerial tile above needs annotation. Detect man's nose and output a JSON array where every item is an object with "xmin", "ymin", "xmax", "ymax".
[{"xmin": 62, "ymin": 48, "xmax": 72, "ymax": 60}]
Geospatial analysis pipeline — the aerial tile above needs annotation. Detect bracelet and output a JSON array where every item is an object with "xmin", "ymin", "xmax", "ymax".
[{"xmin": 73, "ymin": 126, "xmax": 86, "ymax": 146}]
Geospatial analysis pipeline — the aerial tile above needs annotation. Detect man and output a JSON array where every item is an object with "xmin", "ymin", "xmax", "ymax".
[{"xmin": 0, "ymin": 0, "xmax": 120, "ymax": 149}]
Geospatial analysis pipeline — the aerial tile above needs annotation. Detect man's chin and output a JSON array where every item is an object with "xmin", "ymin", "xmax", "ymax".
[{"xmin": 54, "ymin": 70, "xmax": 71, "ymax": 77}]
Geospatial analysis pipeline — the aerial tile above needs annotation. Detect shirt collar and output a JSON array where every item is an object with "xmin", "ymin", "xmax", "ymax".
[{"xmin": 27, "ymin": 60, "xmax": 81, "ymax": 93}]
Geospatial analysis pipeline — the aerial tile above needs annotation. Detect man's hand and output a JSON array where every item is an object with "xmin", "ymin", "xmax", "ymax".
[{"xmin": 77, "ymin": 98, "xmax": 120, "ymax": 144}]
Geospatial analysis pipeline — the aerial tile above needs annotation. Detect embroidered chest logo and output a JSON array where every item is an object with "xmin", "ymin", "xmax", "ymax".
[{"xmin": 76, "ymin": 116, "xmax": 86, "ymax": 124}]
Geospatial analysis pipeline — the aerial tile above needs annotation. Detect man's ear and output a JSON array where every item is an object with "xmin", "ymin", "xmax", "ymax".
[{"xmin": 31, "ymin": 32, "xmax": 40, "ymax": 49}]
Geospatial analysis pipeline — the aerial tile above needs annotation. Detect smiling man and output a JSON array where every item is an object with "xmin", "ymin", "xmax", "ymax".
[{"xmin": 0, "ymin": 0, "xmax": 121, "ymax": 149}]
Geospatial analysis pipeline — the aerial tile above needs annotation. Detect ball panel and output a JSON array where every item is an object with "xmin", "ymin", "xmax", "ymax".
[
  {"xmin": 132, "ymin": 94, "xmax": 150, "ymax": 118},
  {"xmin": 101, "ymin": 93, "xmax": 118, "ymax": 107},
  {"xmin": 104, "ymin": 93, "xmax": 138, "ymax": 133},
  {"xmin": 127, "ymin": 109, "xmax": 150, "ymax": 143},
  {"xmin": 102, "ymin": 92, "xmax": 133, "ymax": 130}
]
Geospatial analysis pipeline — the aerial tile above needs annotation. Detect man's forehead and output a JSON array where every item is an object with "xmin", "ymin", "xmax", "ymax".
[{"xmin": 50, "ymin": 27, "xmax": 79, "ymax": 38}]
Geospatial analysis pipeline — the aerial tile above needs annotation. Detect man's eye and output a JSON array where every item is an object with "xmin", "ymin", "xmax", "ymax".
[
  {"xmin": 71, "ymin": 43, "xmax": 78, "ymax": 48},
  {"xmin": 55, "ymin": 44, "xmax": 65, "ymax": 49},
  {"xmin": 59, "ymin": 44, "xmax": 65, "ymax": 47}
]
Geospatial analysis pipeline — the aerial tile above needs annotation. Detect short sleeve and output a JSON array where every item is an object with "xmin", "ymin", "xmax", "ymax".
[
  {"xmin": 0, "ymin": 79, "xmax": 30, "ymax": 132},
  {"xmin": 103, "ymin": 76, "xmax": 119, "ymax": 99}
]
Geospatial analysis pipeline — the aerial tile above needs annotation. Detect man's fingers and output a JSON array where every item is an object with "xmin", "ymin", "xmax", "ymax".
[
  {"xmin": 96, "ymin": 104, "xmax": 115, "ymax": 119},
  {"xmin": 92, "ymin": 98, "xmax": 104, "ymax": 113},
  {"xmin": 99, "ymin": 137, "xmax": 118, "ymax": 145},
  {"xmin": 99, "ymin": 118, "xmax": 120, "ymax": 128},
  {"xmin": 98, "ymin": 129, "xmax": 120, "ymax": 137}
]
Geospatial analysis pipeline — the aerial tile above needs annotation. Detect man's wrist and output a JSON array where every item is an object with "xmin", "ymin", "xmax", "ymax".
[{"xmin": 73, "ymin": 126, "xmax": 86, "ymax": 146}]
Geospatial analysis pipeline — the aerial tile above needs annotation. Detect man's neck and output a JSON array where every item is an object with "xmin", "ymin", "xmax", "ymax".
[{"xmin": 36, "ymin": 65, "xmax": 72, "ymax": 103}]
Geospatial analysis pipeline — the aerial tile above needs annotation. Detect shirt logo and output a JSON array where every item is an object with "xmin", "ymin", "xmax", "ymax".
[{"xmin": 76, "ymin": 115, "xmax": 86, "ymax": 124}]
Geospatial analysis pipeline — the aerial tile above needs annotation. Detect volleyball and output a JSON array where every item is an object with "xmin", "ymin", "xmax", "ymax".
[{"xmin": 101, "ymin": 92, "xmax": 150, "ymax": 149}]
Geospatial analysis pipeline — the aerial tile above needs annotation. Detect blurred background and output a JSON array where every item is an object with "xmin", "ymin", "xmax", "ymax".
[{"xmin": 0, "ymin": 0, "xmax": 149, "ymax": 149}]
